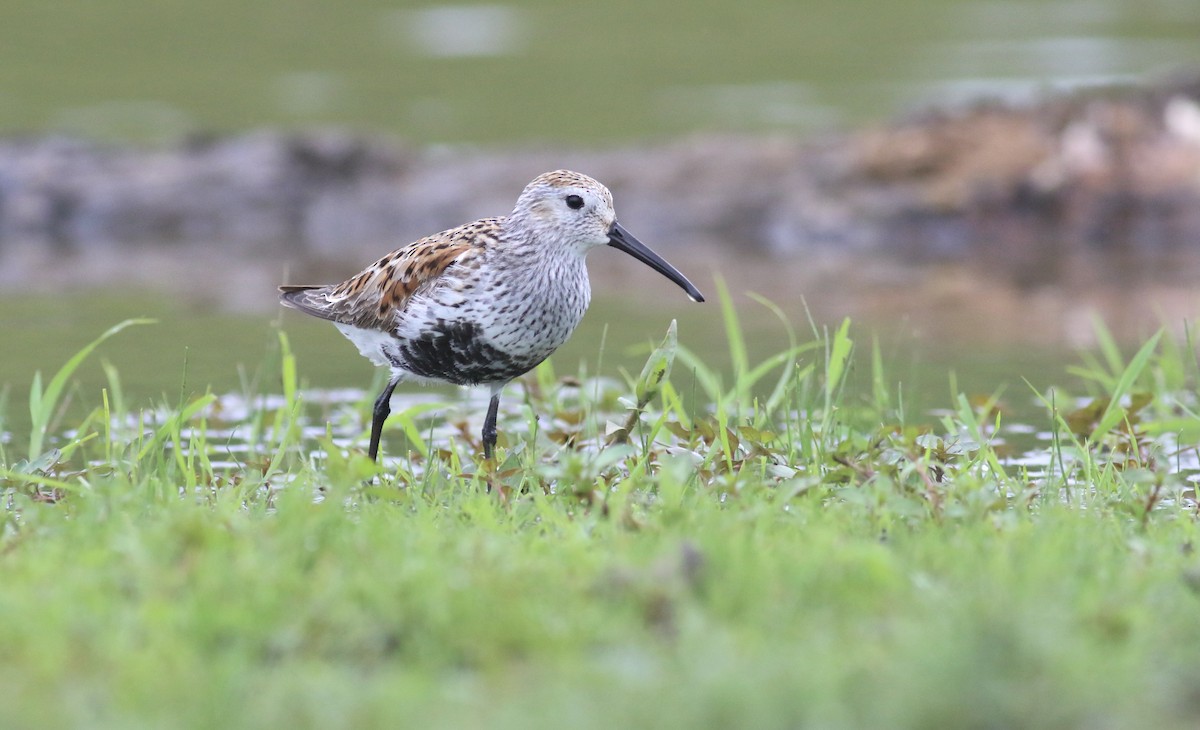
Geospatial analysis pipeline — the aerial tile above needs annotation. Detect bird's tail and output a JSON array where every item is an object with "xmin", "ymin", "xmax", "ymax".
[{"xmin": 278, "ymin": 284, "xmax": 335, "ymax": 320}]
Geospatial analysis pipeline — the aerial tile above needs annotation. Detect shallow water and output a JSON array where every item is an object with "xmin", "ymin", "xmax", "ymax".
[
  {"xmin": 3, "ymin": 241, "xmax": 1187, "ymax": 443},
  {"xmin": 0, "ymin": 280, "xmax": 1080, "ymax": 438}
]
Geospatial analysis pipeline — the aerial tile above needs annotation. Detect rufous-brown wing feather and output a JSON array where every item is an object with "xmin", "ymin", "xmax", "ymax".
[{"xmin": 279, "ymin": 219, "xmax": 496, "ymax": 331}]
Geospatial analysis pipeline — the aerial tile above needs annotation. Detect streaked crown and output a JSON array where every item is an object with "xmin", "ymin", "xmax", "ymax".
[{"xmin": 512, "ymin": 169, "xmax": 617, "ymax": 251}]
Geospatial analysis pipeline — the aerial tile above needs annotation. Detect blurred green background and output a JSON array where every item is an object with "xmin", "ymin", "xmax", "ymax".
[{"xmin": 2, "ymin": 0, "xmax": 1198, "ymax": 144}]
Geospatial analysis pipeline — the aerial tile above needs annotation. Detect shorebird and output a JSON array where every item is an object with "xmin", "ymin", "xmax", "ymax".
[{"xmin": 280, "ymin": 170, "xmax": 704, "ymax": 462}]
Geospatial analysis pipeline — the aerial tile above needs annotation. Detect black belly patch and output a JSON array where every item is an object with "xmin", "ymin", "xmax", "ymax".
[{"xmin": 392, "ymin": 320, "xmax": 539, "ymax": 385}]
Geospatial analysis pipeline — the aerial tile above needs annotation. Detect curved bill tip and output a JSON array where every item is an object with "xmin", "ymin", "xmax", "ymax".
[{"xmin": 608, "ymin": 221, "xmax": 705, "ymax": 303}]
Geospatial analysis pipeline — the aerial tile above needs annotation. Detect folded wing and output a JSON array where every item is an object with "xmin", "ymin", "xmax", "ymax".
[{"xmin": 279, "ymin": 221, "xmax": 495, "ymax": 332}]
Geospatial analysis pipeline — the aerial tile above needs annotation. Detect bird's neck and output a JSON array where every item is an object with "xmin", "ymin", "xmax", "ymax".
[{"xmin": 491, "ymin": 223, "xmax": 592, "ymax": 312}]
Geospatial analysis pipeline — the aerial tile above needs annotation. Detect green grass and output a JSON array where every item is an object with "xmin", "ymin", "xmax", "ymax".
[{"xmin": 3, "ymin": 300, "xmax": 1200, "ymax": 729}]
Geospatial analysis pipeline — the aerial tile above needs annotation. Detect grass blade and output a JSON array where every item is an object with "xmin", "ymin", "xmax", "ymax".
[{"xmin": 27, "ymin": 318, "xmax": 155, "ymax": 460}]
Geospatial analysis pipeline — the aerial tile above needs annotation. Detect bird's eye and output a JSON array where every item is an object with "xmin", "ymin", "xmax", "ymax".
[{"xmin": 565, "ymin": 194, "xmax": 584, "ymax": 210}]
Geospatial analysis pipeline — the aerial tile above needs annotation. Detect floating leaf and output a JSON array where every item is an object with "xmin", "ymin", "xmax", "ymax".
[
  {"xmin": 1066, "ymin": 397, "xmax": 1109, "ymax": 438},
  {"xmin": 737, "ymin": 426, "xmax": 777, "ymax": 445},
  {"xmin": 12, "ymin": 448, "xmax": 63, "ymax": 476},
  {"xmin": 663, "ymin": 422, "xmax": 696, "ymax": 444}
]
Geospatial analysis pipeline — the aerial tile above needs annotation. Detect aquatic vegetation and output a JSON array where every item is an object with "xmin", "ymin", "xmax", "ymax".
[{"xmin": 2, "ymin": 296, "xmax": 1200, "ymax": 729}]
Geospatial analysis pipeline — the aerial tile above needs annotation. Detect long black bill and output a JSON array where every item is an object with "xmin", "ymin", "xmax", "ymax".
[{"xmin": 607, "ymin": 221, "xmax": 705, "ymax": 303}]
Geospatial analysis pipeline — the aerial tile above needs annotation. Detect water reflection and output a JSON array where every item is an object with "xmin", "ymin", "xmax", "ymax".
[
  {"xmin": 932, "ymin": 37, "xmax": 1191, "ymax": 76},
  {"xmin": 383, "ymin": 4, "xmax": 528, "ymax": 59}
]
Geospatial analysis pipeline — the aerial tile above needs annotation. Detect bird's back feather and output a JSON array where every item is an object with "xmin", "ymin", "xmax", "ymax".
[{"xmin": 278, "ymin": 218, "xmax": 498, "ymax": 331}]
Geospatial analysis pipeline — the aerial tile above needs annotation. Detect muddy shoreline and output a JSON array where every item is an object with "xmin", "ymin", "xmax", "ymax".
[
  {"xmin": 2, "ymin": 76, "xmax": 1197, "ymax": 261},
  {"xmin": 2, "ymin": 75, "xmax": 1200, "ymax": 345}
]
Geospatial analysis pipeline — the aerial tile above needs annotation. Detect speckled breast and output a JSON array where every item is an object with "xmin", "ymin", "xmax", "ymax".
[{"xmin": 388, "ymin": 249, "xmax": 591, "ymax": 385}]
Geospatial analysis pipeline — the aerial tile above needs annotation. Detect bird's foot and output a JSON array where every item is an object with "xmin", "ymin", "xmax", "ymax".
[{"xmin": 479, "ymin": 451, "xmax": 510, "ymax": 503}]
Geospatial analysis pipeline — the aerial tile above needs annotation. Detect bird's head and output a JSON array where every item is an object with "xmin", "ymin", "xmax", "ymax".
[{"xmin": 513, "ymin": 170, "xmax": 705, "ymax": 302}]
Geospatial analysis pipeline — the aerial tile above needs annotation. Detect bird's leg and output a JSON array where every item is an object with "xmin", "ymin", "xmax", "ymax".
[
  {"xmin": 368, "ymin": 375, "xmax": 402, "ymax": 462},
  {"xmin": 482, "ymin": 392, "xmax": 500, "ymax": 460},
  {"xmin": 481, "ymin": 390, "xmax": 507, "ymax": 501}
]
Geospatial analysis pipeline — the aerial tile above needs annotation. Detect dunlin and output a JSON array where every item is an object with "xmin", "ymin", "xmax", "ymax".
[{"xmin": 280, "ymin": 170, "xmax": 704, "ymax": 461}]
